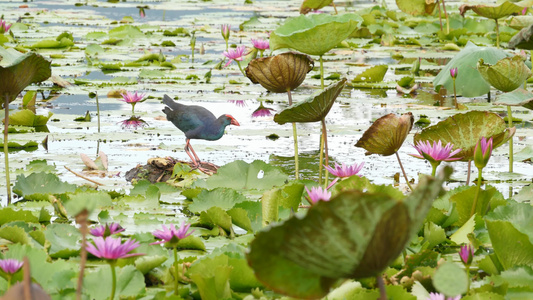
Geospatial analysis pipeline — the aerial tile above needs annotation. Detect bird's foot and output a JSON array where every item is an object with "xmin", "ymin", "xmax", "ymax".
[{"xmin": 190, "ymin": 161, "xmax": 218, "ymax": 175}]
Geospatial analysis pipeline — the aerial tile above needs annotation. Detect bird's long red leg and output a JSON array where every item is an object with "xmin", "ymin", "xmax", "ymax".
[{"xmin": 185, "ymin": 139, "xmax": 200, "ymax": 168}]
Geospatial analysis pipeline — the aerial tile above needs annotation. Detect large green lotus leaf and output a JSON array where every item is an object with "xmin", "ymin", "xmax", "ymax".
[
  {"xmin": 189, "ymin": 187, "xmax": 247, "ymax": 213},
  {"xmin": 270, "ymin": 13, "xmax": 363, "ymax": 56},
  {"xmin": 485, "ymin": 202, "xmax": 533, "ymax": 270},
  {"xmin": 477, "ymin": 56, "xmax": 532, "ymax": 92},
  {"xmin": 352, "ymin": 65, "xmax": 388, "ymax": 83},
  {"xmin": 494, "ymin": 88, "xmax": 533, "ymax": 110},
  {"xmin": 8, "ymin": 110, "xmax": 53, "ymax": 127},
  {"xmin": 396, "ymin": 0, "xmax": 437, "ymax": 16},
  {"xmin": 188, "ymin": 255, "xmax": 233, "ymax": 300},
  {"xmin": 64, "ymin": 191, "xmax": 113, "ymax": 217},
  {"xmin": 201, "ymin": 160, "xmax": 288, "ymax": 191},
  {"xmin": 449, "ymin": 185, "xmax": 505, "ymax": 227},
  {"xmin": 0, "ymin": 47, "xmax": 51, "ymax": 102},
  {"xmin": 413, "ymin": 111, "xmax": 515, "ymax": 161},
  {"xmin": 459, "ymin": 1, "xmax": 524, "ymax": 20},
  {"xmin": 433, "ymin": 41, "xmax": 511, "ymax": 97},
  {"xmin": 355, "ymin": 112, "xmax": 414, "ymax": 156},
  {"xmin": 245, "ymin": 52, "xmax": 314, "ymax": 93},
  {"xmin": 489, "ymin": 266, "xmax": 533, "ymax": 290},
  {"xmin": 44, "ymin": 224, "xmax": 81, "ymax": 258},
  {"xmin": 85, "ymin": 265, "xmax": 145, "ymax": 300},
  {"xmin": 247, "ymin": 170, "xmax": 449, "ymax": 299},
  {"xmin": 13, "ymin": 172, "xmax": 77, "ymax": 201},
  {"xmin": 274, "ymin": 78, "xmax": 346, "ymax": 124},
  {"xmin": 300, "ymin": 0, "xmax": 333, "ymax": 14},
  {"xmin": 509, "ymin": 23, "xmax": 533, "ymax": 49}
]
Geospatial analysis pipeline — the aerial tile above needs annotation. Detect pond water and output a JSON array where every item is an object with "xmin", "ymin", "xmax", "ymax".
[{"xmin": 1, "ymin": 0, "xmax": 532, "ymax": 206}]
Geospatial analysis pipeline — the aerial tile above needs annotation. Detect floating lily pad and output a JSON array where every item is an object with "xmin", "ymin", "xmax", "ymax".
[
  {"xmin": 13, "ymin": 172, "xmax": 77, "ymax": 201},
  {"xmin": 247, "ymin": 169, "xmax": 449, "ymax": 299},
  {"xmin": 355, "ymin": 112, "xmax": 414, "ymax": 156},
  {"xmin": 245, "ymin": 52, "xmax": 314, "ymax": 93},
  {"xmin": 273, "ymin": 78, "xmax": 346, "ymax": 124},
  {"xmin": 270, "ymin": 13, "xmax": 363, "ymax": 56},
  {"xmin": 477, "ymin": 56, "xmax": 531, "ymax": 92},
  {"xmin": 413, "ymin": 111, "xmax": 515, "ymax": 161},
  {"xmin": 433, "ymin": 41, "xmax": 511, "ymax": 97},
  {"xmin": 352, "ymin": 65, "xmax": 388, "ymax": 83},
  {"xmin": 494, "ymin": 88, "xmax": 533, "ymax": 110},
  {"xmin": 8, "ymin": 110, "xmax": 53, "ymax": 127}
]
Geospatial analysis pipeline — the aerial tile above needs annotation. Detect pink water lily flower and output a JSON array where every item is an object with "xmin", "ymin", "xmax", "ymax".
[
  {"xmin": 228, "ymin": 100, "xmax": 247, "ymax": 107},
  {"xmin": 326, "ymin": 162, "xmax": 364, "ymax": 178},
  {"xmin": 427, "ymin": 292, "xmax": 461, "ymax": 300},
  {"xmin": 151, "ymin": 221, "xmax": 194, "ymax": 246},
  {"xmin": 305, "ymin": 186, "xmax": 331, "ymax": 204},
  {"xmin": 0, "ymin": 259, "xmax": 23, "ymax": 274},
  {"xmin": 223, "ymin": 45, "xmax": 246, "ymax": 67},
  {"xmin": 251, "ymin": 38, "xmax": 269, "ymax": 50},
  {"xmin": 86, "ymin": 237, "xmax": 144, "ymax": 260},
  {"xmin": 410, "ymin": 140, "xmax": 462, "ymax": 164},
  {"xmin": 252, "ymin": 102, "xmax": 275, "ymax": 118},
  {"xmin": 450, "ymin": 67, "xmax": 458, "ymax": 79},
  {"xmin": 90, "ymin": 223, "xmax": 125, "ymax": 238},
  {"xmin": 459, "ymin": 244, "xmax": 474, "ymax": 265},
  {"xmin": 0, "ymin": 19, "xmax": 11, "ymax": 34},
  {"xmin": 120, "ymin": 116, "xmax": 148, "ymax": 130},
  {"xmin": 120, "ymin": 91, "xmax": 146, "ymax": 104}
]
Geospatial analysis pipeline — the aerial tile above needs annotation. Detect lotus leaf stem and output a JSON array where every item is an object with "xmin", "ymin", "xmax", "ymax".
[
  {"xmin": 452, "ymin": 78, "xmax": 458, "ymax": 109},
  {"xmin": 321, "ymin": 118, "xmax": 329, "ymax": 188},
  {"xmin": 495, "ymin": 19, "xmax": 500, "ymax": 48},
  {"xmin": 287, "ymin": 89, "xmax": 299, "ymax": 180},
  {"xmin": 109, "ymin": 262, "xmax": 117, "ymax": 300},
  {"xmin": 395, "ymin": 152, "xmax": 413, "ymax": 191},
  {"xmin": 76, "ymin": 210, "xmax": 89, "ymax": 300},
  {"xmin": 96, "ymin": 92, "xmax": 101, "ymax": 134},
  {"xmin": 437, "ymin": 0, "xmax": 443, "ymax": 31},
  {"xmin": 466, "ymin": 160, "xmax": 472, "ymax": 185},
  {"xmin": 173, "ymin": 246, "xmax": 180, "ymax": 296},
  {"xmin": 319, "ymin": 133, "xmax": 324, "ymax": 185},
  {"xmin": 442, "ymin": 0, "xmax": 449, "ymax": 34},
  {"xmin": 332, "ymin": 1, "xmax": 338, "ymax": 14},
  {"xmin": 507, "ymin": 105, "xmax": 513, "ymax": 173},
  {"xmin": 376, "ymin": 275, "xmax": 387, "ymax": 300},
  {"xmin": 3, "ymin": 93, "xmax": 12, "ymax": 204},
  {"xmin": 470, "ymin": 168, "xmax": 483, "ymax": 217},
  {"xmin": 320, "ymin": 55, "xmax": 324, "ymax": 90}
]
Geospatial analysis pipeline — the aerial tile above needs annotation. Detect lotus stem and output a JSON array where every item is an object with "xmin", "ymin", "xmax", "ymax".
[
  {"xmin": 507, "ymin": 105, "xmax": 513, "ymax": 173},
  {"xmin": 236, "ymin": 61, "xmax": 246, "ymax": 77},
  {"xmin": 332, "ymin": 1, "xmax": 338, "ymax": 14},
  {"xmin": 321, "ymin": 118, "xmax": 329, "ymax": 188},
  {"xmin": 96, "ymin": 92, "xmax": 101, "ymax": 134},
  {"xmin": 173, "ymin": 246, "xmax": 180, "ymax": 296},
  {"xmin": 431, "ymin": 162, "xmax": 439, "ymax": 177},
  {"xmin": 437, "ymin": 0, "xmax": 443, "ymax": 32},
  {"xmin": 376, "ymin": 275, "xmax": 387, "ymax": 300},
  {"xmin": 395, "ymin": 151, "xmax": 413, "ymax": 191},
  {"xmin": 470, "ymin": 168, "xmax": 483, "ymax": 217},
  {"xmin": 495, "ymin": 19, "xmax": 500, "ymax": 48},
  {"xmin": 319, "ymin": 55, "xmax": 324, "ymax": 90},
  {"xmin": 452, "ymin": 78, "xmax": 458, "ymax": 109},
  {"xmin": 287, "ymin": 89, "xmax": 299, "ymax": 180},
  {"xmin": 109, "ymin": 262, "xmax": 117, "ymax": 300},
  {"xmin": 3, "ymin": 93, "xmax": 12, "ymax": 204},
  {"xmin": 465, "ymin": 264, "xmax": 470, "ymax": 293},
  {"xmin": 318, "ymin": 132, "xmax": 324, "ymax": 185},
  {"xmin": 466, "ymin": 160, "xmax": 472, "ymax": 185},
  {"xmin": 76, "ymin": 210, "xmax": 89, "ymax": 300},
  {"xmin": 442, "ymin": 0, "xmax": 449, "ymax": 34}
]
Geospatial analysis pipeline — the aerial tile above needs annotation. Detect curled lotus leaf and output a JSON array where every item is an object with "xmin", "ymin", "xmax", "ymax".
[
  {"xmin": 273, "ymin": 78, "xmax": 346, "ymax": 124},
  {"xmin": 459, "ymin": 1, "xmax": 524, "ymax": 20},
  {"xmin": 270, "ymin": 13, "xmax": 363, "ymax": 56},
  {"xmin": 477, "ymin": 56, "xmax": 531, "ymax": 92},
  {"xmin": 494, "ymin": 88, "xmax": 533, "ymax": 110},
  {"xmin": 0, "ymin": 47, "xmax": 51, "ymax": 104},
  {"xmin": 355, "ymin": 112, "xmax": 414, "ymax": 156},
  {"xmin": 395, "ymin": 0, "xmax": 437, "ymax": 16},
  {"xmin": 245, "ymin": 52, "xmax": 314, "ymax": 93},
  {"xmin": 300, "ymin": 0, "xmax": 334, "ymax": 14},
  {"xmin": 508, "ymin": 16, "xmax": 533, "ymax": 30},
  {"xmin": 247, "ymin": 168, "xmax": 450, "ymax": 299},
  {"xmin": 413, "ymin": 111, "xmax": 516, "ymax": 162},
  {"xmin": 509, "ymin": 23, "xmax": 533, "ymax": 50}
]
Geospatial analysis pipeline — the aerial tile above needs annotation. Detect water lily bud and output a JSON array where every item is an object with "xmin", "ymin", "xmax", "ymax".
[
  {"xmin": 221, "ymin": 24, "xmax": 231, "ymax": 41},
  {"xmin": 450, "ymin": 67, "xmax": 458, "ymax": 79},
  {"xmin": 474, "ymin": 136, "xmax": 493, "ymax": 169}
]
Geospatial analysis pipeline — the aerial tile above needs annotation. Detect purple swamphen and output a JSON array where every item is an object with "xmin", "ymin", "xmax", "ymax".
[{"xmin": 162, "ymin": 94, "xmax": 240, "ymax": 171}]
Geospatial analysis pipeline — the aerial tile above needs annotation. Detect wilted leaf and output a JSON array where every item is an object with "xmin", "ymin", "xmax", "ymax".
[
  {"xmin": 459, "ymin": 1, "xmax": 524, "ymax": 20},
  {"xmin": 396, "ymin": 0, "xmax": 437, "ymax": 16},
  {"xmin": 477, "ymin": 56, "xmax": 531, "ymax": 92},
  {"xmin": 494, "ymin": 88, "xmax": 533, "ymax": 110},
  {"xmin": 300, "ymin": 0, "xmax": 334, "ymax": 14},
  {"xmin": 355, "ymin": 112, "xmax": 414, "ymax": 156},
  {"xmin": 509, "ymin": 23, "xmax": 533, "ymax": 49}
]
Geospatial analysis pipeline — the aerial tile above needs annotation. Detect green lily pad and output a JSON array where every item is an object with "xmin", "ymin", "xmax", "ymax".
[
  {"xmin": 413, "ymin": 111, "xmax": 515, "ymax": 161},
  {"xmin": 270, "ymin": 13, "xmax": 363, "ymax": 56},
  {"xmin": 44, "ymin": 224, "xmax": 81, "ymax": 258},
  {"xmin": 189, "ymin": 188, "xmax": 247, "ymax": 213},
  {"xmin": 300, "ymin": 0, "xmax": 334, "ymax": 14},
  {"xmin": 188, "ymin": 255, "xmax": 233, "ymax": 300},
  {"xmin": 247, "ymin": 169, "xmax": 449, "ymax": 298},
  {"xmin": 85, "ymin": 265, "xmax": 145, "ymax": 300},
  {"xmin": 0, "ymin": 47, "xmax": 51, "ymax": 102},
  {"xmin": 0, "ymin": 140, "xmax": 38, "ymax": 150},
  {"xmin": 8, "ymin": 110, "xmax": 53, "ymax": 127},
  {"xmin": 433, "ymin": 41, "xmax": 511, "ymax": 97},
  {"xmin": 485, "ymin": 201, "xmax": 533, "ymax": 270},
  {"xmin": 355, "ymin": 112, "xmax": 414, "ymax": 156},
  {"xmin": 273, "ymin": 78, "xmax": 346, "ymax": 124},
  {"xmin": 396, "ymin": 0, "xmax": 437, "ymax": 16},
  {"xmin": 13, "ymin": 172, "xmax": 77, "ymax": 201},
  {"xmin": 494, "ymin": 88, "xmax": 533, "ymax": 110},
  {"xmin": 433, "ymin": 262, "xmax": 468, "ymax": 297},
  {"xmin": 477, "ymin": 56, "xmax": 532, "ymax": 92},
  {"xmin": 459, "ymin": 1, "xmax": 524, "ymax": 20},
  {"xmin": 352, "ymin": 65, "xmax": 388, "ymax": 83}
]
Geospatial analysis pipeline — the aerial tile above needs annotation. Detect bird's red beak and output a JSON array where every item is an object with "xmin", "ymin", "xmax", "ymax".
[{"xmin": 227, "ymin": 115, "xmax": 240, "ymax": 126}]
